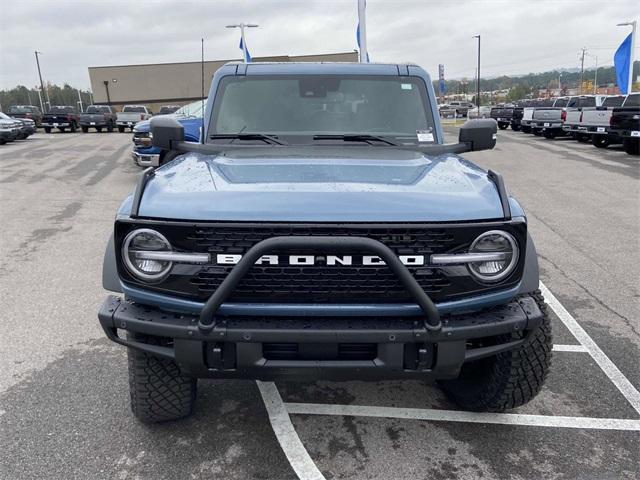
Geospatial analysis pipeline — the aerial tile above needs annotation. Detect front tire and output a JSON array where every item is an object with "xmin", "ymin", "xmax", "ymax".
[
  {"xmin": 511, "ymin": 124, "xmax": 521, "ymax": 132},
  {"xmin": 127, "ymin": 333, "xmax": 197, "ymax": 423},
  {"xmin": 592, "ymin": 136, "xmax": 610, "ymax": 149},
  {"xmin": 439, "ymin": 291, "xmax": 552, "ymax": 412},
  {"xmin": 623, "ymin": 138, "xmax": 640, "ymax": 155},
  {"xmin": 498, "ymin": 123, "xmax": 508, "ymax": 130}
]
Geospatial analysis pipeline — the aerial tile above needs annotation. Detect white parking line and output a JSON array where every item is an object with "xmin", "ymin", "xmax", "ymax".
[
  {"xmin": 257, "ymin": 381, "xmax": 326, "ymax": 480},
  {"xmin": 540, "ymin": 282, "xmax": 640, "ymax": 415},
  {"xmin": 285, "ymin": 403, "xmax": 640, "ymax": 431},
  {"xmin": 552, "ymin": 344, "xmax": 588, "ymax": 352}
]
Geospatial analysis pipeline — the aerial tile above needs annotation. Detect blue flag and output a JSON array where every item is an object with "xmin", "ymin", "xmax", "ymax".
[
  {"xmin": 356, "ymin": 23, "xmax": 370, "ymax": 62},
  {"xmin": 614, "ymin": 33, "xmax": 632, "ymax": 94},
  {"xmin": 239, "ymin": 37, "xmax": 252, "ymax": 63}
]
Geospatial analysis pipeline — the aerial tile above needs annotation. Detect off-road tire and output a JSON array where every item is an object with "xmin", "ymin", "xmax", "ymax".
[
  {"xmin": 591, "ymin": 136, "xmax": 610, "ymax": 149},
  {"xmin": 81, "ymin": 126, "xmax": 89, "ymax": 133},
  {"xmin": 118, "ymin": 126, "xmax": 125, "ymax": 133},
  {"xmin": 127, "ymin": 333, "xmax": 197, "ymax": 423},
  {"xmin": 44, "ymin": 127, "xmax": 51, "ymax": 133},
  {"xmin": 439, "ymin": 290, "xmax": 552, "ymax": 412},
  {"xmin": 623, "ymin": 138, "xmax": 639, "ymax": 155}
]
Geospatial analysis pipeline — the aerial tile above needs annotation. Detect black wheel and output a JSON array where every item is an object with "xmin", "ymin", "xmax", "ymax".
[
  {"xmin": 118, "ymin": 126, "xmax": 125, "ymax": 133},
  {"xmin": 591, "ymin": 136, "xmax": 610, "ymax": 149},
  {"xmin": 127, "ymin": 333, "xmax": 197, "ymax": 423},
  {"xmin": 59, "ymin": 127, "xmax": 66, "ymax": 133},
  {"xmin": 0, "ymin": 139, "xmax": 6, "ymax": 145},
  {"xmin": 498, "ymin": 123, "xmax": 508, "ymax": 130},
  {"xmin": 511, "ymin": 124, "xmax": 521, "ymax": 132},
  {"xmin": 521, "ymin": 126, "xmax": 531, "ymax": 134},
  {"xmin": 439, "ymin": 291, "xmax": 552, "ymax": 412},
  {"xmin": 576, "ymin": 133, "xmax": 590, "ymax": 143},
  {"xmin": 81, "ymin": 126, "xmax": 89, "ymax": 133},
  {"xmin": 70, "ymin": 122, "xmax": 76, "ymax": 133},
  {"xmin": 623, "ymin": 138, "xmax": 640, "ymax": 155},
  {"xmin": 44, "ymin": 127, "xmax": 51, "ymax": 133},
  {"xmin": 543, "ymin": 130, "xmax": 556, "ymax": 139},
  {"xmin": 96, "ymin": 126, "xmax": 103, "ymax": 133},
  {"xmin": 107, "ymin": 123, "xmax": 114, "ymax": 133},
  {"xmin": 532, "ymin": 128, "xmax": 542, "ymax": 136}
]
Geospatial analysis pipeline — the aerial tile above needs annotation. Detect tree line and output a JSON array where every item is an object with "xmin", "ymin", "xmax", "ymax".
[{"xmin": 0, "ymin": 83, "xmax": 93, "ymax": 112}]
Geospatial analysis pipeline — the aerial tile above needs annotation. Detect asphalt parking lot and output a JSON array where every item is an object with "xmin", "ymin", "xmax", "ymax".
[{"xmin": 1, "ymin": 129, "xmax": 639, "ymax": 480}]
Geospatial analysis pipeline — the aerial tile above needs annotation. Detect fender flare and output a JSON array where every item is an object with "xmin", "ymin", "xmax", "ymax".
[
  {"xmin": 518, "ymin": 231, "xmax": 540, "ymax": 295},
  {"xmin": 102, "ymin": 233, "xmax": 122, "ymax": 293}
]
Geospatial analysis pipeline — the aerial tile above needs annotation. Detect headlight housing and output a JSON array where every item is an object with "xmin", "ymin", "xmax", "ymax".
[
  {"xmin": 467, "ymin": 230, "xmax": 519, "ymax": 282},
  {"xmin": 122, "ymin": 229, "xmax": 172, "ymax": 281}
]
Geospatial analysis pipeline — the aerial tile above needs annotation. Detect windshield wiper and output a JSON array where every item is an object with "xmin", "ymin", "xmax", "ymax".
[
  {"xmin": 209, "ymin": 133, "xmax": 288, "ymax": 145},
  {"xmin": 313, "ymin": 134, "xmax": 399, "ymax": 146}
]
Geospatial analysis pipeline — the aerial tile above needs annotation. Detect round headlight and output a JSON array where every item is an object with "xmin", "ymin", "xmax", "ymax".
[
  {"xmin": 468, "ymin": 230, "xmax": 519, "ymax": 282},
  {"xmin": 122, "ymin": 229, "xmax": 172, "ymax": 281}
]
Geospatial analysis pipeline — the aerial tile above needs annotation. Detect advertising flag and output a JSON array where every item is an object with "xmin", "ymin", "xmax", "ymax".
[{"xmin": 614, "ymin": 33, "xmax": 632, "ymax": 94}]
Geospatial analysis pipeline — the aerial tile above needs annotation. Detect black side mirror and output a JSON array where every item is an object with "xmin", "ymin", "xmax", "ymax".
[
  {"xmin": 459, "ymin": 118, "xmax": 497, "ymax": 151},
  {"xmin": 151, "ymin": 116, "xmax": 184, "ymax": 150}
]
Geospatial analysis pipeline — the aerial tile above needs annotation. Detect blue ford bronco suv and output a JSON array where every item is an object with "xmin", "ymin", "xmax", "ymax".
[{"xmin": 99, "ymin": 62, "xmax": 552, "ymax": 423}]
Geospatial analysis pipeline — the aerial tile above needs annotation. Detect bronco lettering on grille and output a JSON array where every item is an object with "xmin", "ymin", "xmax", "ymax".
[{"xmin": 215, "ymin": 254, "xmax": 425, "ymax": 266}]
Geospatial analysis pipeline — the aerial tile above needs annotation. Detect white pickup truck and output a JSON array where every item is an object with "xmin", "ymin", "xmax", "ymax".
[
  {"xmin": 116, "ymin": 105, "xmax": 153, "ymax": 133},
  {"xmin": 561, "ymin": 95, "xmax": 609, "ymax": 142},
  {"xmin": 562, "ymin": 95, "xmax": 627, "ymax": 148}
]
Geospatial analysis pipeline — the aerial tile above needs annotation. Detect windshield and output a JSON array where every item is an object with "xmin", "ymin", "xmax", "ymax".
[
  {"xmin": 123, "ymin": 106, "xmax": 146, "ymax": 113},
  {"xmin": 624, "ymin": 94, "xmax": 640, "ymax": 107},
  {"xmin": 175, "ymin": 100, "xmax": 206, "ymax": 117},
  {"xmin": 602, "ymin": 96, "xmax": 625, "ymax": 107},
  {"xmin": 209, "ymin": 75, "xmax": 435, "ymax": 142},
  {"xmin": 50, "ymin": 106, "xmax": 74, "ymax": 113},
  {"xmin": 553, "ymin": 98, "xmax": 568, "ymax": 107},
  {"xmin": 8, "ymin": 106, "xmax": 34, "ymax": 114},
  {"xmin": 86, "ymin": 106, "xmax": 109, "ymax": 113}
]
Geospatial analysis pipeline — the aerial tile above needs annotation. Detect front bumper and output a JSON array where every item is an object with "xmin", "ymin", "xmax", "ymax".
[
  {"xmin": 131, "ymin": 150, "xmax": 160, "ymax": 167},
  {"xmin": 99, "ymin": 294, "xmax": 544, "ymax": 380}
]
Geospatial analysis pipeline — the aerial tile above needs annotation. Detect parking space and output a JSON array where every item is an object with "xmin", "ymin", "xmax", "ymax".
[{"xmin": 1, "ymin": 130, "xmax": 638, "ymax": 479}]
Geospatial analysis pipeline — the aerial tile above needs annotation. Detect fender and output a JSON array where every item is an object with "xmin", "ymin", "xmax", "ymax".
[
  {"xmin": 517, "ymin": 231, "xmax": 540, "ymax": 294},
  {"xmin": 102, "ymin": 233, "xmax": 122, "ymax": 293}
]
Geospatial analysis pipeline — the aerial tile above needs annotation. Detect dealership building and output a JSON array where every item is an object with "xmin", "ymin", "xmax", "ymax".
[{"xmin": 88, "ymin": 51, "xmax": 358, "ymax": 111}]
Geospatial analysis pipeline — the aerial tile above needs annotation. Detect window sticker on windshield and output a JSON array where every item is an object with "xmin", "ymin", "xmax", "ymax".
[
  {"xmin": 401, "ymin": 83, "xmax": 413, "ymax": 90},
  {"xmin": 417, "ymin": 130, "xmax": 434, "ymax": 142}
]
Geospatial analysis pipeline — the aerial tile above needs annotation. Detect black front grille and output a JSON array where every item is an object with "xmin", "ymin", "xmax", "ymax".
[{"xmin": 116, "ymin": 221, "xmax": 527, "ymax": 304}]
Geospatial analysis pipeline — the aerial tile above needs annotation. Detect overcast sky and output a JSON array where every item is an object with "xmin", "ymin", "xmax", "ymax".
[{"xmin": 0, "ymin": 0, "xmax": 637, "ymax": 90}]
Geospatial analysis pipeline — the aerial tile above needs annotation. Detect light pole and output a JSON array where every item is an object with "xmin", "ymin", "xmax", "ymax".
[
  {"xmin": 226, "ymin": 23, "xmax": 259, "ymax": 62},
  {"xmin": 558, "ymin": 71, "xmax": 562, "ymax": 95},
  {"xmin": 472, "ymin": 35, "xmax": 481, "ymax": 107},
  {"xmin": 617, "ymin": 21, "xmax": 637, "ymax": 93},
  {"xmin": 357, "ymin": 0, "xmax": 368, "ymax": 63},
  {"xmin": 34, "ymin": 51, "xmax": 49, "ymax": 112}
]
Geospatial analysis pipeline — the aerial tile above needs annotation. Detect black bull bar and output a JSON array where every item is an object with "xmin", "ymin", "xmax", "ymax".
[{"xmin": 197, "ymin": 235, "xmax": 442, "ymax": 332}]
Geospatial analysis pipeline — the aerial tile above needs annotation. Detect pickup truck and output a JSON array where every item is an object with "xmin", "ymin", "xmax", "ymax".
[
  {"xmin": 490, "ymin": 105, "xmax": 514, "ymax": 130},
  {"xmin": 116, "ymin": 105, "xmax": 152, "ymax": 133},
  {"xmin": 1, "ymin": 112, "xmax": 36, "ymax": 139},
  {"xmin": 520, "ymin": 99, "xmax": 550, "ymax": 134},
  {"xmin": 447, "ymin": 100, "xmax": 475, "ymax": 117},
  {"xmin": 0, "ymin": 115, "xmax": 21, "ymax": 144},
  {"xmin": 510, "ymin": 104, "xmax": 524, "ymax": 131},
  {"xmin": 530, "ymin": 97, "xmax": 576, "ymax": 139},
  {"xmin": 7, "ymin": 105, "xmax": 43, "ymax": 126},
  {"xmin": 561, "ymin": 95, "xmax": 608, "ymax": 142},
  {"xmin": 98, "ymin": 62, "xmax": 551, "ymax": 424},
  {"xmin": 609, "ymin": 94, "xmax": 640, "ymax": 155},
  {"xmin": 559, "ymin": 95, "xmax": 624, "ymax": 148},
  {"xmin": 79, "ymin": 105, "xmax": 117, "ymax": 133},
  {"xmin": 41, "ymin": 106, "xmax": 80, "ymax": 133}
]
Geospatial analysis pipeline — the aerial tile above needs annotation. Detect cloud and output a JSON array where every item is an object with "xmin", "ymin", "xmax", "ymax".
[{"xmin": 0, "ymin": 0, "xmax": 637, "ymax": 90}]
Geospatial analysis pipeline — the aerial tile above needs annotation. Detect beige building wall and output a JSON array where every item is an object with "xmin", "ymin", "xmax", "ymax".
[{"xmin": 88, "ymin": 51, "xmax": 358, "ymax": 109}]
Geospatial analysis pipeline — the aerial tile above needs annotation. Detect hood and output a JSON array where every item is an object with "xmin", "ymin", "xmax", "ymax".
[{"xmin": 136, "ymin": 147, "xmax": 506, "ymax": 222}]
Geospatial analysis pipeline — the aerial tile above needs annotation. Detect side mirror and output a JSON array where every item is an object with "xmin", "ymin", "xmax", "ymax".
[
  {"xmin": 459, "ymin": 118, "xmax": 497, "ymax": 151},
  {"xmin": 151, "ymin": 116, "xmax": 184, "ymax": 150}
]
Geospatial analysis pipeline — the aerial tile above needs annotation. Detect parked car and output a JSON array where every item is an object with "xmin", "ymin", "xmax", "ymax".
[
  {"xmin": 131, "ymin": 99, "xmax": 205, "ymax": 167},
  {"xmin": 490, "ymin": 105, "xmax": 514, "ymax": 129},
  {"xmin": 2, "ymin": 113, "xmax": 36, "ymax": 139},
  {"xmin": 41, "ymin": 106, "xmax": 80, "ymax": 133},
  {"xmin": 438, "ymin": 104, "xmax": 457, "ymax": 119},
  {"xmin": 468, "ymin": 105, "xmax": 492, "ymax": 119},
  {"xmin": 116, "ymin": 105, "xmax": 153, "ymax": 132},
  {"xmin": 0, "ymin": 115, "xmax": 21, "ymax": 144},
  {"xmin": 79, "ymin": 105, "xmax": 117, "ymax": 133},
  {"xmin": 560, "ymin": 95, "xmax": 625, "ymax": 148},
  {"xmin": 520, "ymin": 99, "xmax": 550, "ymax": 133},
  {"xmin": 447, "ymin": 101, "xmax": 475, "ymax": 117},
  {"xmin": 531, "ymin": 97, "xmax": 584, "ymax": 139},
  {"xmin": 609, "ymin": 93, "xmax": 640, "ymax": 155},
  {"xmin": 158, "ymin": 105, "xmax": 181, "ymax": 115},
  {"xmin": 561, "ymin": 95, "xmax": 608, "ymax": 142},
  {"xmin": 99, "ymin": 61, "xmax": 551, "ymax": 424},
  {"xmin": 7, "ymin": 105, "xmax": 43, "ymax": 126}
]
